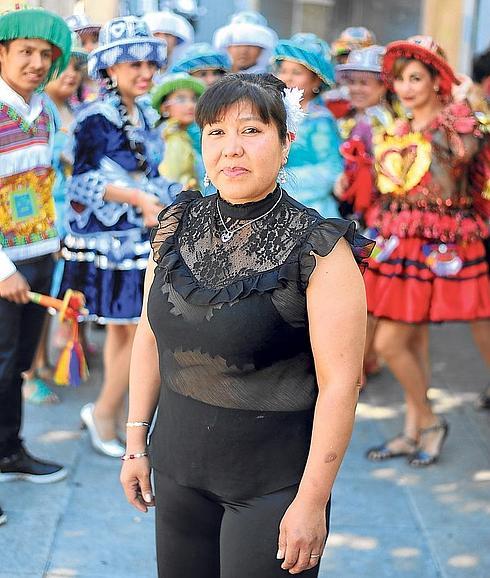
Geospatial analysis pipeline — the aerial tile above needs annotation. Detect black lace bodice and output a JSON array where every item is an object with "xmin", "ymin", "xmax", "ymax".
[{"xmin": 147, "ymin": 188, "xmax": 372, "ymax": 498}]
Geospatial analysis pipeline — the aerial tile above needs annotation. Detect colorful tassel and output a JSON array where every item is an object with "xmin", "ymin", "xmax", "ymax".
[
  {"xmin": 54, "ymin": 322, "xmax": 89, "ymax": 387},
  {"xmin": 28, "ymin": 289, "xmax": 89, "ymax": 387}
]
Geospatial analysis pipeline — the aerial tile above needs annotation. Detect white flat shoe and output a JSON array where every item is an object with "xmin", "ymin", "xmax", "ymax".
[{"xmin": 80, "ymin": 403, "xmax": 125, "ymax": 458}]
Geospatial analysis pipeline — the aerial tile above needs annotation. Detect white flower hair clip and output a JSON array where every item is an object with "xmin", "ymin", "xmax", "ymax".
[{"xmin": 282, "ymin": 87, "xmax": 305, "ymax": 141}]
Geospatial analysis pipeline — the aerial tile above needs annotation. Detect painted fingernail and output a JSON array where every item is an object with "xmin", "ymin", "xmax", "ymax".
[
  {"xmin": 276, "ymin": 549, "xmax": 284, "ymax": 559},
  {"xmin": 144, "ymin": 493, "xmax": 153, "ymax": 503}
]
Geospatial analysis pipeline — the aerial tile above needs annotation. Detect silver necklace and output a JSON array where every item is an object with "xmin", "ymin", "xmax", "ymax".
[{"xmin": 216, "ymin": 189, "xmax": 283, "ymax": 243}]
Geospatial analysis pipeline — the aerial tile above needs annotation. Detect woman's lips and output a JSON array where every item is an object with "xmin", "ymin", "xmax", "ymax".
[{"xmin": 222, "ymin": 167, "xmax": 248, "ymax": 177}]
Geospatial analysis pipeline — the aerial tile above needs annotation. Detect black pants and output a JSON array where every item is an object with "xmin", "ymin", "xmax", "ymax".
[
  {"xmin": 0, "ymin": 255, "xmax": 53, "ymax": 458},
  {"xmin": 154, "ymin": 471, "xmax": 330, "ymax": 578}
]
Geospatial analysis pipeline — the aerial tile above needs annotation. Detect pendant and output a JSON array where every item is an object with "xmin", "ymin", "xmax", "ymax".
[{"xmin": 221, "ymin": 231, "xmax": 234, "ymax": 242}]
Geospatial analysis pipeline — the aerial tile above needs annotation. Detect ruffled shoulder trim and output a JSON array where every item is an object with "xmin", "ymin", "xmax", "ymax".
[
  {"xmin": 139, "ymin": 100, "xmax": 160, "ymax": 129},
  {"xmin": 75, "ymin": 100, "xmax": 122, "ymax": 129},
  {"xmin": 150, "ymin": 189, "xmax": 203, "ymax": 262},
  {"xmin": 299, "ymin": 218, "xmax": 375, "ymax": 290},
  {"xmin": 152, "ymin": 195, "xmax": 373, "ymax": 306}
]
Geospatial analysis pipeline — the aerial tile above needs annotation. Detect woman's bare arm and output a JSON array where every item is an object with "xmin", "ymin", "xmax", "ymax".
[
  {"xmin": 121, "ymin": 256, "xmax": 161, "ymax": 512},
  {"xmin": 278, "ymin": 238, "xmax": 367, "ymax": 574},
  {"xmin": 125, "ymin": 256, "xmax": 161, "ymax": 454}
]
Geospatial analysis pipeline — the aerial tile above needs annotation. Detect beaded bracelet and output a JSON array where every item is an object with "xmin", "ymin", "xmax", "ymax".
[
  {"xmin": 121, "ymin": 451, "xmax": 149, "ymax": 461},
  {"xmin": 126, "ymin": 421, "xmax": 150, "ymax": 428}
]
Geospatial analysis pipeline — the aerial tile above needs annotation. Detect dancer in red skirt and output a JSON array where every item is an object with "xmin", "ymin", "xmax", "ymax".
[{"xmin": 365, "ymin": 36, "xmax": 490, "ymax": 466}]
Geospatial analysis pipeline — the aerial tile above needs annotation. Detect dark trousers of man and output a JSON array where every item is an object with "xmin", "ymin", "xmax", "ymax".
[{"xmin": 0, "ymin": 255, "xmax": 53, "ymax": 459}]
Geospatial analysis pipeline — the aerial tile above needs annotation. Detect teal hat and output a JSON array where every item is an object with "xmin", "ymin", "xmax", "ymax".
[
  {"xmin": 170, "ymin": 43, "xmax": 231, "ymax": 74},
  {"xmin": 151, "ymin": 72, "xmax": 205, "ymax": 111},
  {"xmin": 272, "ymin": 33, "xmax": 335, "ymax": 87},
  {"xmin": 0, "ymin": 6, "xmax": 72, "ymax": 85}
]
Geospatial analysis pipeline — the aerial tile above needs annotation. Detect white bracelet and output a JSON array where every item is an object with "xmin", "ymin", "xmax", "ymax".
[
  {"xmin": 126, "ymin": 421, "xmax": 150, "ymax": 428},
  {"xmin": 121, "ymin": 451, "xmax": 149, "ymax": 461}
]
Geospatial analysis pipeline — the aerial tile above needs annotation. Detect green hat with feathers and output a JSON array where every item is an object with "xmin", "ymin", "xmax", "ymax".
[{"xmin": 0, "ymin": 6, "xmax": 72, "ymax": 87}]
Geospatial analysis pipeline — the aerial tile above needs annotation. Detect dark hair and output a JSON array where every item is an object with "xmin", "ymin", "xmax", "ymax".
[
  {"xmin": 472, "ymin": 49, "xmax": 490, "ymax": 83},
  {"xmin": 392, "ymin": 57, "xmax": 439, "ymax": 80},
  {"xmin": 195, "ymin": 73, "xmax": 288, "ymax": 143},
  {"xmin": 101, "ymin": 71, "xmax": 151, "ymax": 177}
]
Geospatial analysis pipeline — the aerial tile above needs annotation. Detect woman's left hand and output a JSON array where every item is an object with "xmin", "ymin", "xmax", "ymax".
[{"xmin": 277, "ymin": 497, "xmax": 327, "ymax": 574}]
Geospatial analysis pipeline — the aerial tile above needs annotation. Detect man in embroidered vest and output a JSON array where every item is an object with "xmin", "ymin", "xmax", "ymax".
[{"xmin": 0, "ymin": 4, "xmax": 72, "ymax": 522}]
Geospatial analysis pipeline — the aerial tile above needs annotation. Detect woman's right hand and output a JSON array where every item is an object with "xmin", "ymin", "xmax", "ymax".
[
  {"xmin": 138, "ymin": 193, "xmax": 164, "ymax": 228},
  {"xmin": 120, "ymin": 456, "xmax": 155, "ymax": 513}
]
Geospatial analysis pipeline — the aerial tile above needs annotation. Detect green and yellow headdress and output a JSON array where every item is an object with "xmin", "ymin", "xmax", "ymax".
[{"xmin": 0, "ymin": 2, "xmax": 72, "ymax": 86}]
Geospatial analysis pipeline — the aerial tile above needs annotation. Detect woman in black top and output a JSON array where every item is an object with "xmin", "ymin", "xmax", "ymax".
[{"xmin": 121, "ymin": 73, "xmax": 373, "ymax": 577}]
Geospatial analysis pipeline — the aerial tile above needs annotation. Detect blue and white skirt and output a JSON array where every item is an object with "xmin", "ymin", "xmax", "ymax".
[{"xmin": 59, "ymin": 228, "xmax": 150, "ymax": 324}]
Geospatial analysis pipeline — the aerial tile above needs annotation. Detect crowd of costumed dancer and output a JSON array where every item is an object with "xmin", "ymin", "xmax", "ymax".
[{"xmin": 1, "ymin": 3, "xmax": 489, "ymax": 535}]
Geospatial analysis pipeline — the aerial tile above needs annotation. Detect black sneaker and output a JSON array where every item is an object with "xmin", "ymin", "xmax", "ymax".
[
  {"xmin": 0, "ymin": 505, "xmax": 6, "ymax": 526},
  {"xmin": 0, "ymin": 447, "xmax": 67, "ymax": 484}
]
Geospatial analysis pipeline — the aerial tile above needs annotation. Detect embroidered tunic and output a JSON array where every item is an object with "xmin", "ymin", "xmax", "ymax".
[{"xmin": 0, "ymin": 88, "xmax": 58, "ymax": 268}]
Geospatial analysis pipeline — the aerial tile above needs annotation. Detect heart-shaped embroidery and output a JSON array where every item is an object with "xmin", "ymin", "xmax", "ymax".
[
  {"xmin": 375, "ymin": 133, "xmax": 432, "ymax": 195},
  {"xmin": 110, "ymin": 21, "xmax": 127, "ymax": 39}
]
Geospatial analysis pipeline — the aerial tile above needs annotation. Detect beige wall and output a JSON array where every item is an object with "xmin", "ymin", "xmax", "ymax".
[
  {"xmin": 422, "ymin": 0, "xmax": 464, "ymax": 70},
  {"xmin": 78, "ymin": 0, "xmax": 119, "ymax": 25}
]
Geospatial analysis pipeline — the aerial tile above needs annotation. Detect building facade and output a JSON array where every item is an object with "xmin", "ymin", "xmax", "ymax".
[{"xmin": 34, "ymin": 0, "xmax": 489, "ymax": 73}]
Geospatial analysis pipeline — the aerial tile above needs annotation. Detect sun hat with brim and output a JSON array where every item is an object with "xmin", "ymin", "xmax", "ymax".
[
  {"xmin": 151, "ymin": 72, "xmax": 205, "ymax": 111},
  {"xmin": 383, "ymin": 35, "xmax": 459, "ymax": 96},
  {"xmin": 336, "ymin": 45, "xmax": 385, "ymax": 81},
  {"xmin": 213, "ymin": 10, "xmax": 278, "ymax": 51},
  {"xmin": 272, "ymin": 33, "xmax": 335, "ymax": 88},
  {"xmin": 87, "ymin": 16, "xmax": 167, "ymax": 80},
  {"xmin": 170, "ymin": 42, "xmax": 231, "ymax": 74},
  {"xmin": 332, "ymin": 27, "xmax": 376, "ymax": 57},
  {"xmin": 0, "ymin": 6, "xmax": 71, "ymax": 86},
  {"xmin": 65, "ymin": 14, "xmax": 101, "ymax": 37},
  {"xmin": 142, "ymin": 9, "xmax": 194, "ymax": 45}
]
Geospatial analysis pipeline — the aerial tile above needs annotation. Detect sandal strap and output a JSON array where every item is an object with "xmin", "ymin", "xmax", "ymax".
[
  {"xmin": 392, "ymin": 433, "xmax": 418, "ymax": 447},
  {"xmin": 419, "ymin": 420, "xmax": 448, "ymax": 436}
]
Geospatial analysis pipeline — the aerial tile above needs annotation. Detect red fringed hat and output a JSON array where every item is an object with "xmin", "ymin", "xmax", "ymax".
[{"xmin": 383, "ymin": 35, "xmax": 459, "ymax": 96}]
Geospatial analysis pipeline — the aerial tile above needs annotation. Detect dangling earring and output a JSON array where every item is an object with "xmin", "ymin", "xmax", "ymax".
[
  {"xmin": 312, "ymin": 86, "xmax": 321, "ymax": 94},
  {"xmin": 107, "ymin": 76, "xmax": 118, "ymax": 90},
  {"xmin": 434, "ymin": 85, "xmax": 440, "ymax": 93},
  {"xmin": 203, "ymin": 173, "xmax": 211, "ymax": 187},
  {"xmin": 277, "ymin": 165, "xmax": 287, "ymax": 185}
]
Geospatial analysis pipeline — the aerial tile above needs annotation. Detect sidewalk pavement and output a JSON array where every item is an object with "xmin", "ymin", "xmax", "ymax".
[{"xmin": 0, "ymin": 323, "xmax": 489, "ymax": 578}]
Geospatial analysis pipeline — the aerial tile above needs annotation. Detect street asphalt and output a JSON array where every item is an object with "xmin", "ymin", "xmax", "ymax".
[{"xmin": 0, "ymin": 323, "xmax": 489, "ymax": 578}]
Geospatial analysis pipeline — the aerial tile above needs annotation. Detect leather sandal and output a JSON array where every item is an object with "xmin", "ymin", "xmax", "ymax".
[
  {"xmin": 408, "ymin": 419, "xmax": 449, "ymax": 467},
  {"xmin": 366, "ymin": 434, "xmax": 418, "ymax": 461}
]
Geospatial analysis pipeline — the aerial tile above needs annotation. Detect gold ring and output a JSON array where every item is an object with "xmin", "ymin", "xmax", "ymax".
[{"xmin": 310, "ymin": 554, "xmax": 321, "ymax": 558}]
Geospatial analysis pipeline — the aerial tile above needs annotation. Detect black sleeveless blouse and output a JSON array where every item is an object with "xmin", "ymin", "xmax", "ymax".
[{"xmin": 147, "ymin": 187, "xmax": 372, "ymax": 500}]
